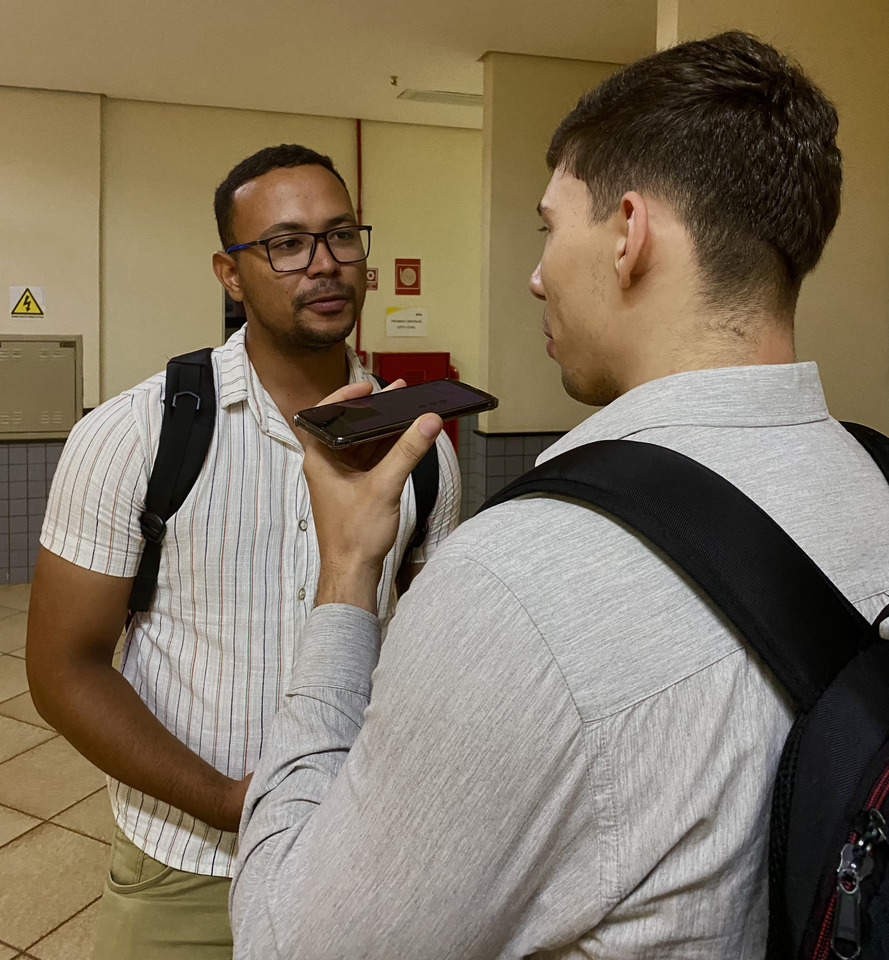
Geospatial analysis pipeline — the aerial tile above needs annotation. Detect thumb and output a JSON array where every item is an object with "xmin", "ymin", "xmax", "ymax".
[{"xmin": 375, "ymin": 414, "xmax": 443, "ymax": 492}]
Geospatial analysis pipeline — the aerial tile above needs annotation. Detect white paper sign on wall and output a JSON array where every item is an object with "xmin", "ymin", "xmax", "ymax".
[{"xmin": 385, "ymin": 306, "xmax": 427, "ymax": 337}]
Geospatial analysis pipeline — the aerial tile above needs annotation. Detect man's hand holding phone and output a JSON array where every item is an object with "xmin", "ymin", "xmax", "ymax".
[{"xmin": 297, "ymin": 379, "xmax": 443, "ymax": 615}]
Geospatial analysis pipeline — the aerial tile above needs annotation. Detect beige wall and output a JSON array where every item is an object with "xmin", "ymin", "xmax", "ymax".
[
  {"xmin": 479, "ymin": 53, "xmax": 620, "ymax": 433},
  {"xmin": 358, "ymin": 121, "xmax": 483, "ymax": 385},
  {"xmin": 665, "ymin": 0, "xmax": 889, "ymax": 431},
  {"xmin": 0, "ymin": 87, "xmax": 101, "ymax": 407}
]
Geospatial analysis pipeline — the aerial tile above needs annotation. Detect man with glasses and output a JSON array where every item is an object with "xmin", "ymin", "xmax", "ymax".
[{"xmin": 26, "ymin": 143, "xmax": 460, "ymax": 960}]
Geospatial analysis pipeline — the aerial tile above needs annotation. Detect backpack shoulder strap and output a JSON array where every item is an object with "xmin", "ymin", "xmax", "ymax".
[
  {"xmin": 128, "ymin": 348, "xmax": 216, "ymax": 614},
  {"xmin": 479, "ymin": 439, "xmax": 873, "ymax": 710},
  {"xmin": 408, "ymin": 440, "xmax": 440, "ymax": 550},
  {"xmin": 370, "ymin": 374, "xmax": 440, "ymax": 550},
  {"xmin": 842, "ymin": 421, "xmax": 889, "ymax": 484}
]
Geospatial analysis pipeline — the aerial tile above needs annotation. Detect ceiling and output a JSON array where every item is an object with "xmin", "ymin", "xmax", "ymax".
[{"xmin": 0, "ymin": 0, "xmax": 656, "ymax": 129}]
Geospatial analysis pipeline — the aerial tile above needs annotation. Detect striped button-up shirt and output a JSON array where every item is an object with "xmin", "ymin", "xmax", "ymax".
[{"xmin": 41, "ymin": 325, "xmax": 461, "ymax": 876}]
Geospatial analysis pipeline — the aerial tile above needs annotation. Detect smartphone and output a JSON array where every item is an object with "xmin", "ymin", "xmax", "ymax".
[{"xmin": 294, "ymin": 378, "xmax": 498, "ymax": 448}]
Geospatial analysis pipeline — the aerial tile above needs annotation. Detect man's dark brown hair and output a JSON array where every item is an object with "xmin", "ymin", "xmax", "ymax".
[
  {"xmin": 548, "ymin": 31, "xmax": 842, "ymax": 317},
  {"xmin": 214, "ymin": 144, "xmax": 347, "ymax": 249}
]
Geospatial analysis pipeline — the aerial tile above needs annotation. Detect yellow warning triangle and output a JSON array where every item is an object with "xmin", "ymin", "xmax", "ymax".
[{"xmin": 11, "ymin": 288, "xmax": 43, "ymax": 316}]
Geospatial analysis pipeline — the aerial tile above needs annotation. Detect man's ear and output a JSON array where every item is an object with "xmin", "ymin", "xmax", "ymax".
[
  {"xmin": 212, "ymin": 251, "xmax": 245, "ymax": 302},
  {"xmin": 615, "ymin": 191, "xmax": 649, "ymax": 290}
]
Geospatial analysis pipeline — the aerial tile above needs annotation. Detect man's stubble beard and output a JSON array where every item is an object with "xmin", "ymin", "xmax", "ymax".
[{"xmin": 250, "ymin": 280, "xmax": 364, "ymax": 353}]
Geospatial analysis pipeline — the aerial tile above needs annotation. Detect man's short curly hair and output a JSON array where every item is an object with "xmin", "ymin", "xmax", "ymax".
[{"xmin": 214, "ymin": 144, "xmax": 347, "ymax": 249}]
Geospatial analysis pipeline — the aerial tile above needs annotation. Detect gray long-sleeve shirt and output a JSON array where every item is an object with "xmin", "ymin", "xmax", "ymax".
[{"xmin": 231, "ymin": 362, "xmax": 889, "ymax": 959}]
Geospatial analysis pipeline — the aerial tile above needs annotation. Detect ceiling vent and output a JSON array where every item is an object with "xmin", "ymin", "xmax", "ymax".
[{"xmin": 397, "ymin": 89, "xmax": 482, "ymax": 108}]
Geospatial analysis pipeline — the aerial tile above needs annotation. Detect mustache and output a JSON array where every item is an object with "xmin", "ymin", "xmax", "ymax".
[{"xmin": 292, "ymin": 282, "xmax": 356, "ymax": 310}]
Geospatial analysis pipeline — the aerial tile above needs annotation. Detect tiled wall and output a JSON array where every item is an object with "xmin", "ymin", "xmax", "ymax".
[
  {"xmin": 0, "ymin": 441, "xmax": 64, "ymax": 585},
  {"xmin": 456, "ymin": 416, "xmax": 564, "ymax": 519},
  {"xmin": 0, "ymin": 427, "xmax": 559, "ymax": 583}
]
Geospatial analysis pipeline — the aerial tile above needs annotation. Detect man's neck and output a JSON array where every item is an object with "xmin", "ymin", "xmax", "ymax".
[
  {"xmin": 616, "ymin": 300, "xmax": 796, "ymax": 397},
  {"xmin": 244, "ymin": 328, "xmax": 352, "ymax": 429}
]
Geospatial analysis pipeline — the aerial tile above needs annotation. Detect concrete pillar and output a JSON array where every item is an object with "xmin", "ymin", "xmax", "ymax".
[{"xmin": 478, "ymin": 53, "xmax": 619, "ymax": 435}]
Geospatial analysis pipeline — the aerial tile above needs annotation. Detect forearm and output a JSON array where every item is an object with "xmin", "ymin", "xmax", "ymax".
[
  {"xmin": 232, "ymin": 559, "xmax": 592, "ymax": 960},
  {"xmin": 31, "ymin": 660, "xmax": 245, "ymax": 831},
  {"xmin": 232, "ymin": 603, "xmax": 380, "ymax": 954}
]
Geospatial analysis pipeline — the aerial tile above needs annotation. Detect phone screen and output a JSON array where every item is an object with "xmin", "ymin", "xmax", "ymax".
[{"xmin": 294, "ymin": 379, "xmax": 498, "ymax": 447}]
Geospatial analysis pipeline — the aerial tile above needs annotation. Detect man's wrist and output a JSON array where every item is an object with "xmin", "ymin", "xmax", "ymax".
[{"xmin": 315, "ymin": 561, "xmax": 383, "ymax": 614}]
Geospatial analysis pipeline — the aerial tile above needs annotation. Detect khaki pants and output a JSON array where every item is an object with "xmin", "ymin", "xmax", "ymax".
[{"xmin": 92, "ymin": 827, "xmax": 233, "ymax": 960}]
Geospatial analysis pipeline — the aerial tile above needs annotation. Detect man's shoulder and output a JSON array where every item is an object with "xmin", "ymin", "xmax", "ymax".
[
  {"xmin": 430, "ymin": 495, "xmax": 642, "ymax": 609},
  {"xmin": 75, "ymin": 370, "xmax": 167, "ymax": 437}
]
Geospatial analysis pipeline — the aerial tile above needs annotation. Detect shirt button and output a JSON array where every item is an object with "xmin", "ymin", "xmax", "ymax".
[
  {"xmin": 298, "ymin": 519, "xmax": 308, "ymax": 531},
  {"xmin": 297, "ymin": 588, "xmax": 306, "ymax": 601}
]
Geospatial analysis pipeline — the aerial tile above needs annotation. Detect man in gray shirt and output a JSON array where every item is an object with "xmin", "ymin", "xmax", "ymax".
[{"xmin": 230, "ymin": 32, "xmax": 889, "ymax": 959}]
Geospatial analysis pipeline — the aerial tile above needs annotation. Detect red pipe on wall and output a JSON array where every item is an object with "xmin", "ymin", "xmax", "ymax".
[{"xmin": 354, "ymin": 117, "xmax": 367, "ymax": 364}]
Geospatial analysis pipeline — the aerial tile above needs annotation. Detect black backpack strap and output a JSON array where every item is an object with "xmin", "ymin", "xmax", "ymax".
[
  {"xmin": 408, "ymin": 441, "xmax": 440, "ymax": 550},
  {"xmin": 128, "ymin": 348, "xmax": 216, "ymax": 614},
  {"xmin": 479, "ymin": 440, "xmax": 874, "ymax": 710},
  {"xmin": 370, "ymin": 374, "xmax": 440, "ymax": 551},
  {"xmin": 842, "ymin": 421, "xmax": 889, "ymax": 484}
]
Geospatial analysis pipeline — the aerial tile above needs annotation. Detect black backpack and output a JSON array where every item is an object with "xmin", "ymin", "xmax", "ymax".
[
  {"xmin": 480, "ymin": 423, "xmax": 889, "ymax": 960},
  {"xmin": 129, "ymin": 348, "xmax": 440, "ymax": 615}
]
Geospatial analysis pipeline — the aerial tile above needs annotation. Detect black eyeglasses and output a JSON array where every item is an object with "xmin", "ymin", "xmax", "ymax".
[{"xmin": 225, "ymin": 225, "xmax": 372, "ymax": 273}]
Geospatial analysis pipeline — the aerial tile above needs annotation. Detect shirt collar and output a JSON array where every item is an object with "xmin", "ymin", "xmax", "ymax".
[
  {"xmin": 217, "ymin": 324, "xmax": 251, "ymax": 409},
  {"xmin": 216, "ymin": 324, "xmax": 374, "ymax": 441},
  {"xmin": 540, "ymin": 361, "xmax": 829, "ymax": 463}
]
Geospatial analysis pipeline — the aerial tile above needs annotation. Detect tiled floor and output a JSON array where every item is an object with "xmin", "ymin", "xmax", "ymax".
[{"xmin": 0, "ymin": 584, "xmax": 114, "ymax": 960}]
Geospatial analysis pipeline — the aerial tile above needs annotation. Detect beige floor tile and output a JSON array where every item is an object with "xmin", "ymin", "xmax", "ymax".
[
  {"xmin": 6, "ymin": 649, "xmax": 24, "ymax": 660},
  {"xmin": 0, "ymin": 586, "xmax": 30, "ymax": 614},
  {"xmin": 0, "ymin": 822, "xmax": 106, "ymax": 950},
  {"xmin": 0, "ymin": 804, "xmax": 40, "ymax": 848},
  {"xmin": 0, "ymin": 944, "xmax": 21, "ymax": 960},
  {"xmin": 0, "ymin": 717, "xmax": 55, "ymax": 764},
  {"xmin": 0, "ymin": 615, "xmax": 27, "ymax": 655},
  {"xmin": 51, "ymin": 790, "xmax": 113, "ymax": 845},
  {"xmin": 0, "ymin": 604, "xmax": 19, "ymax": 620},
  {"xmin": 0, "ymin": 694, "xmax": 54, "ymax": 732},
  {"xmin": 0, "ymin": 658, "xmax": 28, "ymax": 705},
  {"xmin": 0, "ymin": 738, "xmax": 105, "ymax": 819},
  {"xmin": 28, "ymin": 899, "xmax": 101, "ymax": 960}
]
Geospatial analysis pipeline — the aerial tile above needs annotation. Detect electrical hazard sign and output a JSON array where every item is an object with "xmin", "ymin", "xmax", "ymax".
[{"xmin": 10, "ymin": 287, "xmax": 45, "ymax": 317}]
